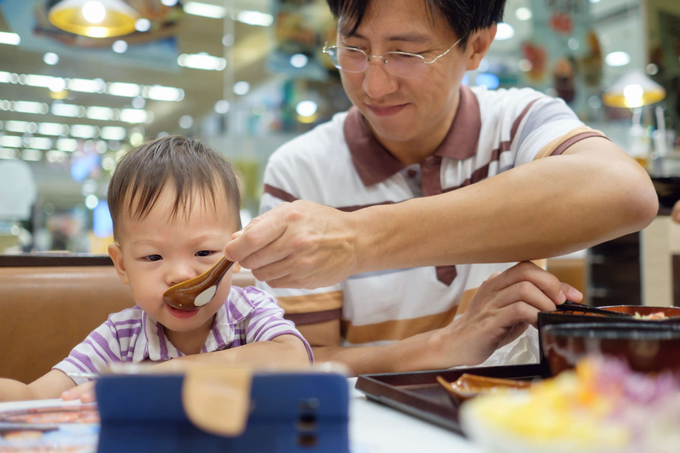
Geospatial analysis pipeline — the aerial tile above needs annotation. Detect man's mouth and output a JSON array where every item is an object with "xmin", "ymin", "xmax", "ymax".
[{"xmin": 365, "ymin": 103, "xmax": 408, "ymax": 117}]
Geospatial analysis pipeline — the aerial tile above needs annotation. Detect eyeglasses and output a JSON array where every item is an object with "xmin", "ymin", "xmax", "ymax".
[{"xmin": 322, "ymin": 36, "xmax": 465, "ymax": 80}]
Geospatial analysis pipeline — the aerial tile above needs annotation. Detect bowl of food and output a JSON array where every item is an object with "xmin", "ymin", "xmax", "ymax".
[{"xmin": 541, "ymin": 322, "xmax": 680, "ymax": 376}]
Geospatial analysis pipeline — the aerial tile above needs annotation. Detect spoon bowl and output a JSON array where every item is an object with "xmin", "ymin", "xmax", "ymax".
[{"xmin": 163, "ymin": 257, "xmax": 235, "ymax": 310}]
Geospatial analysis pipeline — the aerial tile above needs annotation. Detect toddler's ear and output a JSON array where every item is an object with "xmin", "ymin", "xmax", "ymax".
[{"xmin": 108, "ymin": 244, "xmax": 130, "ymax": 284}]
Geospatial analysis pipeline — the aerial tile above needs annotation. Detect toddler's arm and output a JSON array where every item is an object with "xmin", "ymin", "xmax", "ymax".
[{"xmin": 0, "ymin": 370, "xmax": 76, "ymax": 402}]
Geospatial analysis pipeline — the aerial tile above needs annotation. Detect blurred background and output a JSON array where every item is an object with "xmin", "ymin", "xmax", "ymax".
[{"xmin": 1, "ymin": 0, "xmax": 679, "ymax": 306}]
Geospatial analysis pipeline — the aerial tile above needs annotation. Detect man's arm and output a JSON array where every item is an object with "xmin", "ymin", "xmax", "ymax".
[
  {"xmin": 311, "ymin": 262, "xmax": 580, "ymax": 375},
  {"xmin": 227, "ymin": 138, "xmax": 657, "ymax": 289},
  {"xmin": 0, "ymin": 370, "xmax": 76, "ymax": 402}
]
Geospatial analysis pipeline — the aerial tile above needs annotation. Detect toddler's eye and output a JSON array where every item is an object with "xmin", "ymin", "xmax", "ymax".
[
  {"xmin": 146, "ymin": 254, "xmax": 162, "ymax": 262},
  {"xmin": 196, "ymin": 250, "xmax": 213, "ymax": 257}
]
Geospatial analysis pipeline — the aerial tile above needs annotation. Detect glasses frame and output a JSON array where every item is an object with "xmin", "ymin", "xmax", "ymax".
[{"xmin": 322, "ymin": 35, "xmax": 466, "ymax": 77}]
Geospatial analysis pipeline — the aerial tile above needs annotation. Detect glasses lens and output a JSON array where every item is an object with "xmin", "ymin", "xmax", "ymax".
[
  {"xmin": 329, "ymin": 47, "xmax": 366, "ymax": 73},
  {"xmin": 384, "ymin": 52, "xmax": 427, "ymax": 79}
]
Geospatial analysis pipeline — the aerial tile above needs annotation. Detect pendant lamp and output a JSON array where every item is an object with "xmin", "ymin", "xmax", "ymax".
[
  {"xmin": 602, "ymin": 70, "xmax": 666, "ymax": 108},
  {"xmin": 48, "ymin": 0, "xmax": 139, "ymax": 38}
]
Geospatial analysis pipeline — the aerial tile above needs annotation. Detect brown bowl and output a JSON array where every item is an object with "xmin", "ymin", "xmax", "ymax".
[{"xmin": 541, "ymin": 322, "xmax": 680, "ymax": 376}]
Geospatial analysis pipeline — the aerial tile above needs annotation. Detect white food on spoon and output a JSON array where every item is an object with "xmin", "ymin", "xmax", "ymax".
[{"xmin": 194, "ymin": 285, "xmax": 217, "ymax": 307}]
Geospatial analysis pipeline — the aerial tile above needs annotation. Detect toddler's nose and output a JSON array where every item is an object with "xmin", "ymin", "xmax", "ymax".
[{"xmin": 166, "ymin": 264, "xmax": 196, "ymax": 287}]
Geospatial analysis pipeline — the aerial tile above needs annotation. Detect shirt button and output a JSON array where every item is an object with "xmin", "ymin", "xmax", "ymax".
[{"xmin": 407, "ymin": 170, "xmax": 417, "ymax": 178}]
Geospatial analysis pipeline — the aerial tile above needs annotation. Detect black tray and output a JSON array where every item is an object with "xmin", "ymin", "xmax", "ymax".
[{"xmin": 355, "ymin": 363, "xmax": 546, "ymax": 434}]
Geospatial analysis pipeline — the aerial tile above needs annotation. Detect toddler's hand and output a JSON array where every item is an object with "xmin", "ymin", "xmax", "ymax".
[{"xmin": 61, "ymin": 381, "xmax": 96, "ymax": 403}]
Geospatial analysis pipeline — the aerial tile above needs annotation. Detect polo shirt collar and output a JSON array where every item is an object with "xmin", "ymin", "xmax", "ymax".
[
  {"xmin": 142, "ymin": 289, "xmax": 243, "ymax": 361},
  {"xmin": 344, "ymin": 85, "xmax": 481, "ymax": 187}
]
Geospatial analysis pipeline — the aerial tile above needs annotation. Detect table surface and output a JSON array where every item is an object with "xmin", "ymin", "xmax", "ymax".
[{"xmin": 0, "ymin": 379, "xmax": 482, "ymax": 453}]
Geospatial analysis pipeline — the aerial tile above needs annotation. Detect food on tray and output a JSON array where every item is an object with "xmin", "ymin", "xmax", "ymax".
[
  {"xmin": 634, "ymin": 311, "xmax": 667, "ymax": 320},
  {"xmin": 461, "ymin": 356, "xmax": 680, "ymax": 453},
  {"xmin": 437, "ymin": 374, "xmax": 532, "ymax": 401}
]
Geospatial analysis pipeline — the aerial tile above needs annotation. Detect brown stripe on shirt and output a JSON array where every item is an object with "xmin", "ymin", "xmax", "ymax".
[
  {"xmin": 341, "ymin": 304, "xmax": 459, "ymax": 344},
  {"xmin": 276, "ymin": 290, "xmax": 343, "ymax": 314},
  {"xmin": 264, "ymin": 184, "xmax": 297, "ymax": 202}
]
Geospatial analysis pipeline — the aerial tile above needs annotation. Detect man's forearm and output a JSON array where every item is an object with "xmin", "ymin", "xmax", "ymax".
[
  {"xmin": 352, "ymin": 140, "xmax": 658, "ymax": 273},
  {"xmin": 313, "ymin": 327, "xmax": 453, "ymax": 376}
]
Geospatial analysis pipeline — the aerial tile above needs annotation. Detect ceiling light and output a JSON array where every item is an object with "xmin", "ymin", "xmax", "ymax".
[
  {"xmin": 178, "ymin": 53, "xmax": 226, "ymax": 71},
  {"xmin": 0, "ymin": 149, "xmax": 18, "ymax": 159},
  {"xmin": 5, "ymin": 121, "xmax": 31, "ymax": 133},
  {"xmin": 39, "ymin": 123, "xmax": 68, "ymax": 136},
  {"xmin": 48, "ymin": 0, "xmax": 139, "ymax": 38},
  {"xmin": 0, "ymin": 32, "xmax": 20, "ymax": 46},
  {"xmin": 13, "ymin": 101, "xmax": 49, "ymax": 114},
  {"xmin": 135, "ymin": 18, "xmax": 151, "ymax": 32},
  {"xmin": 23, "ymin": 74, "xmax": 59, "ymax": 88},
  {"xmin": 119, "ymin": 109, "xmax": 147, "ymax": 123},
  {"xmin": 161, "ymin": 0, "xmax": 178, "ymax": 5},
  {"xmin": 70, "ymin": 124, "xmax": 99, "ymax": 138},
  {"xmin": 183, "ymin": 2, "xmax": 226, "ymax": 19},
  {"xmin": 222, "ymin": 34, "xmax": 234, "ymax": 47},
  {"xmin": 515, "ymin": 7, "xmax": 532, "ymax": 21},
  {"xmin": 46, "ymin": 150, "xmax": 68, "ymax": 163},
  {"xmin": 290, "ymin": 54, "xmax": 308, "ymax": 68},
  {"xmin": 112, "ymin": 40, "xmax": 127, "ymax": 53},
  {"xmin": 57, "ymin": 138, "xmax": 79, "ymax": 152},
  {"xmin": 214, "ymin": 100, "xmax": 230, "ymax": 114},
  {"xmin": 52, "ymin": 103, "xmax": 83, "ymax": 117},
  {"xmin": 21, "ymin": 149, "xmax": 43, "ymax": 162},
  {"xmin": 107, "ymin": 81, "xmax": 141, "ymax": 97},
  {"xmin": 495, "ymin": 23, "xmax": 515, "ymax": 41},
  {"xmin": 146, "ymin": 85, "xmax": 184, "ymax": 101},
  {"xmin": 25, "ymin": 137, "xmax": 53, "ymax": 150},
  {"xmin": 44, "ymin": 52, "xmax": 60, "ymax": 65},
  {"xmin": 233, "ymin": 81, "xmax": 250, "ymax": 95},
  {"xmin": 68, "ymin": 78, "xmax": 106, "ymax": 93},
  {"xmin": 237, "ymin": 11, "xmax": 274, "ymax": 27},
  {"xmin": 49, "ymin": 78, "xmax": 67, "ymax": 93},
  {"xmin": 86, "ymin": 106, "xmax": 114, "ymax": 120},
  {"xmin": 85, "ymin": 194, "xmax": 99, "ymax": 210},
  {"xmin": 296, "ymin": 101, "xmax": 318, "ymax": 117},
  {"xmin": 0, "ymin": 72, "xmax": 10, "ymax": 83},
  {"xmin": 129, "ymin": 131, "xmax": 143, "ymax": 145},
  {"xmin": 0, "ymin": 136, "xmax": 23, "ymax": 148},
  {"xmin": 605, "ymin": 51, "xmax": 630, "ymax": 67},
  {"xmin": 179, "ymin": 115, "xmax": 193, "ymax": 129},
  {"xmin": 101, "ymin": 126, "xmax": 126, "ymax": 140}
]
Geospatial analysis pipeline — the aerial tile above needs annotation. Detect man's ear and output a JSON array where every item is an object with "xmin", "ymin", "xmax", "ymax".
[
  {"xmin": 108, "ymin": 243, "xmax": 130, "ymax": 284},
  {"xmin": 465, "ymin": 24, "xmax": 497, "ymax": 71}
]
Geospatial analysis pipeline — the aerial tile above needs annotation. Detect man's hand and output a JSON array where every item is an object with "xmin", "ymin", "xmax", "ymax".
[
  {"xmin": 225, "ymin": 200, "xmax": 361, "ymax": 289},
  {"xmin": 672, "ymin": 200, "xmax": 680, "ymax": 224},
  {"xmin": 436, "ymin": 261, "xmax": 583, "ymax": 367},
  {"xmin": 61, "ymin": 381, "xmax": 96, "ymax": 403}
]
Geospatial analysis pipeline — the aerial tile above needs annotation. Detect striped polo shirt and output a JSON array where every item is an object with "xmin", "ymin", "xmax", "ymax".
[
  {"xmin": 54, "ymin": 286, "xmax": 313, "ymax": 384},
  {"xmin": 257, "ymin": 86, "xmax": 605, "ymax": 358}
]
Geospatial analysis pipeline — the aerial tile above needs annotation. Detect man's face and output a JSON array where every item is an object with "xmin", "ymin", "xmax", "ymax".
[
  {"xmin": 337, "ymin": 0, "xmax": 469, "ymax": 146},
  {"xmin": 109, "ymin": 187, "xmax": 237, "ymax": 338}
]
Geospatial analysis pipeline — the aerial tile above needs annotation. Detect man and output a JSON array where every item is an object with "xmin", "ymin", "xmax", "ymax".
[{"xmin": 225, "ymin": 0, "xmax": 658, "ymax": 375}]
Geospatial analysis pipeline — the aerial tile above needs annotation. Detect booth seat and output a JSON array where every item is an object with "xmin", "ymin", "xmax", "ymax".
[{"xmin": 0, "ymin": 255, "xmax": 254, "ymax": 384}]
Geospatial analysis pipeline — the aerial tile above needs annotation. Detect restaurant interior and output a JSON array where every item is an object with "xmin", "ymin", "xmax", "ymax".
[{"xmin": 1, "ymin": 0, "xmax": 680, "ymax": 451}]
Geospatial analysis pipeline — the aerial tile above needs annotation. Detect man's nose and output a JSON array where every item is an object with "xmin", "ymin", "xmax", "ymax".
[{"xmin": 362, "ymin": 58, "xmax": 399, "ymax": 99}]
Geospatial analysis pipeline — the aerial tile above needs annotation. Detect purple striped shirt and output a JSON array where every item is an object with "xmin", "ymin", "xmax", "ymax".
[{"xmin": 54, "ymin": 286, "xmax": 313, "ymax": 384}]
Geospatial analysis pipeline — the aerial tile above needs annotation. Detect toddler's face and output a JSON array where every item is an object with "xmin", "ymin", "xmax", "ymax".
[{"xmin": 109, "ymin": 187, "xmax": 237, "ymax": 336}]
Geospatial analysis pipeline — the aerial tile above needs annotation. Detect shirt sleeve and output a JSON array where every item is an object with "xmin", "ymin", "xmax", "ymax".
[
  {"xmin": 52, "ymin": 317, "xmax": 124, "ymax": 385},
  {"xmin": 241, "ymin": 286, "xmax": 314, "ymax": 362},
  {"xmin": 513, "ymin": 95, "xmax": 607, "ymax": 166}
]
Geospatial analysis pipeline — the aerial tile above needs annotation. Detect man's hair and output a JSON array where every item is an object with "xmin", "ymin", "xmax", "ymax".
[
  {"xmin": 326, "ymin": 0, "xmax": 506, "ymax": 48},
  {"xmin": 107, "ymin": 135, "xmax": 241, "ymax": 241}
]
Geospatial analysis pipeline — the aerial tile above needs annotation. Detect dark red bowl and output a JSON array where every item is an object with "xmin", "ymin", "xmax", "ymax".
[{"xmin": 541, "ymin": 322, "xmax": 680, "ymax": 376}]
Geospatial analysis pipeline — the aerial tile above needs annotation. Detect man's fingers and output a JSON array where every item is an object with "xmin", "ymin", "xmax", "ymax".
[
  {"xmin": 488, "ymin": 262, "xmax": 565, "ymax": 305},
  {"xmin": 491, "ymin": 281, "xmax": 558, "ymax": 313},
  {"xmin": 497, "ymin": 321, "xmax": 530, "ymax": 348},
  {"xmin": 225, "ymin": 211, "xmax": 287, "ymax": 263},
  {"xmin": 560, "ymin": 282, "xmax": 583, "ymax": 303}
]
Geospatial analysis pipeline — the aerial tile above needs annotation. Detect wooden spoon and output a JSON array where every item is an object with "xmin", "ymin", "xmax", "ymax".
[{"xmin": 163, "ymin": 257, "xmax": 235, "ymax": 310}]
